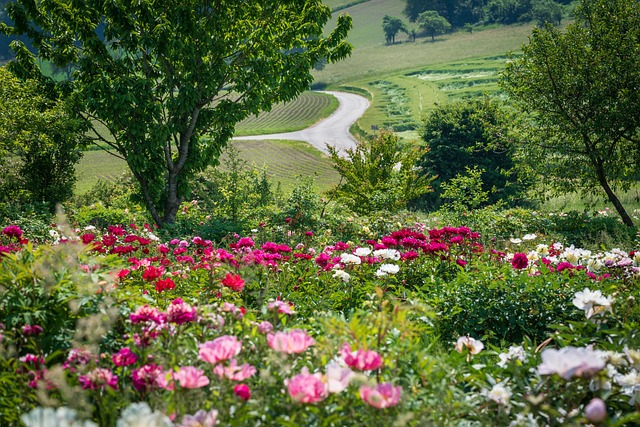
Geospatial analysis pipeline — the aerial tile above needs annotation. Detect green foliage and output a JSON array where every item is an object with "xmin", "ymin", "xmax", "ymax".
[
  {"xmin": 328, "ymin": 131, "xmax": 433, "ymax": 215},
  {"xmin": 500, "ymin": 0, "xmax": 640, "ymax": 226},
  {"xmin": 441, "ymin": 166, "xmax": 491, "ymax": 212},
  {"xmin": 0, "ymin": 67, "xmax": 86, "ymax": 211},
  {"xmin": 3, "ymin": 0, "xmax": 352, "ymax": 227},
  {"xmin": 433, "ymin": 263, "xmax": 584, "ymax": 344},
  {"xmin": 417, "ymin": 97, "xmax": 525, "ymax": 211},
  {"xmin": 382, "ymin": 15, "xmax": 408, "ymax": 44}
]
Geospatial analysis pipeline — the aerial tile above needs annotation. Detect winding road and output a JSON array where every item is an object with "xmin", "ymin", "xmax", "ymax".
[{"xmin": 234, "ymin": 91, "xmax": 370, "ymax": 156}]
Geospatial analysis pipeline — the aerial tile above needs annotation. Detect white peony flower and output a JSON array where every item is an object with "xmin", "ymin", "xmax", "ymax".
[
  {"xmin": 537, "ymin": 346, "xmax": 606, "ymax": 380},
  {"xmin": 522, "ymin": 233, "xmax": 537, "ymax": 241},
  {"xmin": 333, "ymin": 269, "xmax": 351, "ymax": 283},
  {"xmin": 572, "ymin": 288, "xmax": 613, "ymax": 319},
  {"xmin": 373, "ymin": 249, "xmax": 401, "ymax": 261},
  {"xmin": 21, "ymin": 407, "xmax": 98, "ymax": 427},
  {"xmin": 497, "ymin": 345, "xmax": 527, "ymax": 368},
  {"xmin": 483, "ymin": 383, "xmax": 512, "ymax": 405},
  {"xmin": 325, "ymin": 360, "xmax": 354, "ymax": 394},
  {"xmin": 117, "ymin": 403, "xmax": 172, "ymax": 427},
  {"xmin": 376, "ymin": 263, "xmax": 400, "ymax": 277},
  {"xmin": 455, "ymin": 336, "xmax": 484, "ymax": 355},
  {"xmin": 340, "ymin": 253, "xmax": 361, "ymax": 265},
  {"xmin": 354, "ymin": 247, "xmax": 372, "ymax": 257}
]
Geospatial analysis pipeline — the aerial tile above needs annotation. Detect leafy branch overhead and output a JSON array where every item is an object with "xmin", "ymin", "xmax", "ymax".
[{"xmin": 2, "ymin": 0, "xmax": 352, "ymax": 227}]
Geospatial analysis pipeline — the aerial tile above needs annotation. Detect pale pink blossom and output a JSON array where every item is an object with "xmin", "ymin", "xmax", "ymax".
[
  {"xmin": 325, "ymin": 361, "xmax": 354, "ymax": 393},
  {"xmin": 455, "ymin": 336, "xmax": 484, "ymax": 355},
  {"xmin": 340, "ymin": 343, "xmax": 383, "ymax": 371},
  {"xmin": 267, "ymin": 330, "xmax": 314, "ymax": 354},
  {"xmin": 267, "ymin": 300, "xmax": 294, "ymax": 315},
  {"xmin": 173, "ymin": 366, "xmax": 210, "ymax": 389},
  {"xmin": 177, "ymin": 409, "xmax": 218, "ymax": 427},
  {"xmin": 360, "ymin": 383, "xmax": 402, "ymax": 408},
  {"xmin": 199, "ymin": 335, "xmax": 242, "ymax": 365},
  {"xmin": 78, "ymin": 368, "xmax": 118, "ymax": 390},
  {"xmin": 257, "ymin": 321, "xmax": 273, "ymax": 334},
  {"xmin": 537, "ymin": 346, "xmax": 606, "ymax": 380},
  {"xmin": 212, "ymin": 359, "xmax": 257, "ymax": 381},
  {"xmin": 285, "ymin": 369, "xmax": 328, "ymax": 403}
]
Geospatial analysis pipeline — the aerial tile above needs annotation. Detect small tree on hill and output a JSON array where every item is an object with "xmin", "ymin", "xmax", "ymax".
[
  {"xmin": 3, "ymin": 0, "xmax": 352, "ymax": 227},
  {"xmin": 418, "ymin": 11, "xmax": 452, "ymax": 42},
  {"xmin": 382, "ymin": 15, "xmax": 408, "ymax": 44}
]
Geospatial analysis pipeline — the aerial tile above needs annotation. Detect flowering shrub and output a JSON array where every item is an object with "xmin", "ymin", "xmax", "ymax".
[{"xmin": 1, "ymin": 219, "xmax": 640, "ymax": 426}]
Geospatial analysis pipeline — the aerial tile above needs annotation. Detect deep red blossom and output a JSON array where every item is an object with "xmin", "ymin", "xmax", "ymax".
[
  {"xmin": 142, "ymin": 265, "xmax": 164, "ymax": 281},
  {"xmin": 222, "ymin": 273, "xmax": 245, "ymax": 292},
  {"xmin": 155, "ymin": 277, "xmax": 176, "ymax": 293},
  {"xmin": 511, "ymin": 253, "xmax": 529, "ymax": 270},
  {"xmin": 2, "ymin": 225, "xmax": 23, "ymax": 239}
]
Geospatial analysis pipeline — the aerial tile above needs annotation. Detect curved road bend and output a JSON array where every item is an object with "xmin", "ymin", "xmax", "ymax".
[{"xmin": 234, "ymin": 91, "xmax": 370, "ymax": 156}]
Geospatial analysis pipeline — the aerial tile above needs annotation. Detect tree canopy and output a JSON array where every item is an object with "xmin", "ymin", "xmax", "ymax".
[
  {"xmin": 500, "ymin": 0, "xmax": 640, "ymax": 226},
  {"xmin": 418, "ymin": 10, "xmax": 452, "ymax": 42},
  {"xmin": 2, "ymin": 0, "xmax": 352, "ymax": 227},
  {"xmin": 382, "ymin": 15, "xmax": 408, "ymax": 44}
]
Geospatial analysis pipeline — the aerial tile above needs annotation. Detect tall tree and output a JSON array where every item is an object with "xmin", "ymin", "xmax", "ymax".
[
  {"xmin": 2, "ymin": 0, "xmax": 352, "ymax": 227},
  {"xmin": 382, "ymin": 15, "xmax": 408, "ymax": 44},
  {"xmin": 418, "ymin": 10, "xmax": 452, "ymax": 41},
  {"xmin": 501, "ymin": 0, "xmax": 640, "ymax": 226}
]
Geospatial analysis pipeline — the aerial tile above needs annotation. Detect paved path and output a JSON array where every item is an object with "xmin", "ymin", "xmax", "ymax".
[{"xmin": 234, "ymin": 91, "xmax": 370, "ymax": 156}]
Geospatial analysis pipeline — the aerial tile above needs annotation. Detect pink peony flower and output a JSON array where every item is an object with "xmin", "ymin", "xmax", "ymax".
[
  {"xmin": 166, "ymin": 298, "xmax": 197, "ymax": 324},
  {"xmin": 78, "ymin": 368, "xmax": 118, "ymax": 390},
  {"xmin": 199, "ymin": 335, "xmax": 242, "ymax": 364},
  {"xmin": 285, "ymin": 369, "xmax": 328, "ymax": 403},
  {"xmin": 585, "ymin": 397, "xmax": 607, "ymax": 423},
  {"xmin": 267, "ymin": 300, "xmax": 294, "ymax": 315},
  {"xmin": 234, "ymin": 383, "xmax": 251, "ymax": 401},
  {"xmin": 267, "ymin": 330, "xmax": 315, "ymax": 354},
  {"xmin": 340, "ymin": 343, "xmax": 383, "ymax": 371},
  {"xmin": 360, "ymin": 383, "xmax": 402, "ymax": 408},
  {"xmin": 212, "ymin": 359, "xmax": 257, "ymax": 381},
  {"xmin": 131, "ymin": 364, "xmax": 170, "ymax": 392},
  {"xmin": 173, "ymin": 366, "xmax": 210, "ymax": 389},
  {"xmin": 112, "ymin": 348, "xmax": 138, "ymax": 367},
  {"xmin": 130, "ymin": 305, "xmax": 166, "ymax": 324},
  {"xmin": 257, "ymin": 321, "xmax": 273, "ymax": 334}
]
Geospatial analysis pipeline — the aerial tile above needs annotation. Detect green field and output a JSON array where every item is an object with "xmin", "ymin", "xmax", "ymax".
[
  {"xmin": 235, "ymin": 91, "xmax": 337, "ymax": 136},
  {"xmin": 76, "ymin": 139, "xmax": 339, "ymax": 196}
]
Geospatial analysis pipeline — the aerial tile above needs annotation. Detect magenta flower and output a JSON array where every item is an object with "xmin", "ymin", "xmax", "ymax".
[
  {"xmin": 2, "ymin": 225, "xmax": 23, "ymax": 239},
  {"xmin": 234, "ymin": 383, "xmax": 251, "ymax": 401},
  {"xmin": 199, "ymin": 335, "xmax": 242, "ymax": 365},
  {"xmin": 166, "ymin": 298, "xmax": 197, "ymax": 324},
  {"xmin": 511, "ymin": 252, "xmax": 529, "ymax": 269},
  {"xmin": 267, "ymin": 330, "xmax": 315, "ymax": 354},
  {"xmin": 285, "ymin": 369, "xmax": 328, "ymax": 403},
  {"xmin": 212, "ymin": 359, "xmax": 257, "ymax": 381},
  {"xmin": 142, "ymin": 265, "xmax": 164, "ymax": 281},
  {"xmin": 340, "ymin": 343, "xmax": 383, "ymax": 371},
  {"xmin": 173, "ymin": 366, "xmax": 210, "ymax": 389},
  {"xmin": 360, "ymin": 383, "xmax": 402, "ymax": 408},
  {"xmin": 63, "ymin": 347, "xmax": 95, "ymax": 371},
  {"xmin": 22, "ymin": 324, "xmax": 43, "ymax": 336},
  {"xmin": 131, "ymin": 363, "xmax": 170, "ymax": 392},
  {"xmin": 78, "ymin": 368, "xmax": 118, "ymax": 390},
  {"xmin": 112, "ymin": 348, "xmax": 138, "ymax": 367}
]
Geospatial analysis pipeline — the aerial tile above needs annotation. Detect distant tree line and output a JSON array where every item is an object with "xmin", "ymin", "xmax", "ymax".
[{"xmin": 404, "ymin": 0, "xmax": 570, "ymax": 28}]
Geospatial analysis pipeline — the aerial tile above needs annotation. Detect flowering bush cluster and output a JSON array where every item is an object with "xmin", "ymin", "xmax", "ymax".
[{"xmin": 1, "ymin": 220, "xmax": 640, "ymax": 426}]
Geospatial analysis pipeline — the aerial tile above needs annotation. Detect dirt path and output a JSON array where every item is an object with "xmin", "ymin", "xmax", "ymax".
[{"xmin": 234, "ymin": 91, "xmax": 370, "ymax": 156}]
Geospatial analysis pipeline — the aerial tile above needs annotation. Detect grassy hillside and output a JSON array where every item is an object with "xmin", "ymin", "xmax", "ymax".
[{"xmin": 76, "ymin": 139, "xmax": 339, "ymax": 196}]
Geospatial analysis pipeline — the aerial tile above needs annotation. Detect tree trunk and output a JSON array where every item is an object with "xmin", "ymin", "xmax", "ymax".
[
  {"xmin": 594, "ymin": 163, "xmax": 635, "ymax": 227},
  {"xmin": 162, "ymin": 170, "xmax": 182, "ymax": 226}
]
